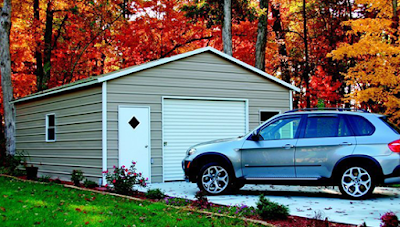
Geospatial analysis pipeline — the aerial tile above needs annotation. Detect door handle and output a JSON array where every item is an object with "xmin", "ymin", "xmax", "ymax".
[
  {"xmin": 282, "ymin": 144, "xmax": 294, "ymax": 149},
  {"xmin": 339, "ymin": 142, "xmax": 352, "ymax": 146}
]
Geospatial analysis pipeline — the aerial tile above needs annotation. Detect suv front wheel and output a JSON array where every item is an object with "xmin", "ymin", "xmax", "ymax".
[
  {"xmin": 338, "ymin": 165, "xmax": 376, "ymax": 199},
  {"xmin": 197, "ymin": 163, "xmax": 231, "ymax": 195}
]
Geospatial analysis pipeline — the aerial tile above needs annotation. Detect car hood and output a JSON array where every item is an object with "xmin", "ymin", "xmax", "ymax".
[{"xmin": 192, "ymin": 137, "xmax": 242, "ymax": 148}]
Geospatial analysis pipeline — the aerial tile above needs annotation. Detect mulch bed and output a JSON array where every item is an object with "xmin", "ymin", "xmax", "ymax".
[{"xmin": 6, "ymin": 174, "xmax": 356, "ymax": 227}]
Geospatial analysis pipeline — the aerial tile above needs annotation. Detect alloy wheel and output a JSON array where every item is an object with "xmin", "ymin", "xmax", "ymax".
[
  {"xmin": 341, "ymin": 167, "xmax": 372, "ymax": 198},
  {"xmin": 201, "ymin": 165, "xmax": 229, "ymax": 194}
]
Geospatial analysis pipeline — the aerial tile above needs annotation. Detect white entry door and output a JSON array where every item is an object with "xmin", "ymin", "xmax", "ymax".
[{"xmin": 118, "ymin": 106, "xmax": 151, "ymax": 182}]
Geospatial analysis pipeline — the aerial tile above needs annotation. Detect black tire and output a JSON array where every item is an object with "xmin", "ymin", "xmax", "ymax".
[
  {"xmin": 338, "ymin": 165, "xmax": 376, "ymax": 199},
  {"xmin": 197, "ymin": 162, "xmax": 232, "ymax": 195}
]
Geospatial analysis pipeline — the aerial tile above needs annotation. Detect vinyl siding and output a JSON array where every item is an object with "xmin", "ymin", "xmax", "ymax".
[
  {"xmin": 15, "ymin": 85, "xmax": 103, "ymax": 181},
  {"xmin": 107, "ymin": 52, "xmax": 291, "ymax": 183}
]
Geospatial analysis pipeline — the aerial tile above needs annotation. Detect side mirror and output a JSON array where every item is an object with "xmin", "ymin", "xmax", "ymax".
[{"xmin": 251, "ymin": 131, "xmax": 260, "ymax": 141}]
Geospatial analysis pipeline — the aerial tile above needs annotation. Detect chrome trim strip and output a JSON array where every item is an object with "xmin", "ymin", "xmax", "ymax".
[{"xmin": 246, "ymin": 177, "xmax": 319, "ymax": 181}]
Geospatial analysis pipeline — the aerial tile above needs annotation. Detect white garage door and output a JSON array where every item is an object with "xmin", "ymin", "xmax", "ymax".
[{"xmin": 163, "ymin": 98, "xmax": 247, "ymax": 181}]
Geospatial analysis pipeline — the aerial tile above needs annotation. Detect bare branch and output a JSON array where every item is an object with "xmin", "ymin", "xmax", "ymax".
[{"xmin": 159, "ymin": 36, "xmax": 213, "ymax": 59}]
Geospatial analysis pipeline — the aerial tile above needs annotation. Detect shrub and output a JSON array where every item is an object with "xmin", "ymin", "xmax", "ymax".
[
  {"xmin": 38, "ymin": 175, "xmax": 51, "ymax": 182},
  {"xmin": 83, "ymin": 179, "xmax": 98, "ymax": 188},
  {"xmin": 380, "ymin": 212, "xmax": 399, "ymax": 227},
  {"xmin": 53, "ymin": 178, "xmax": 62, "ymax": 184},
  {"xmin": 256, "ymin": 194, "xmax": 289, "ymax": 220},
  {"xmin": 0, "ymin": 151, "xmax": 24, "ymax": 176},
  {"xmin": 193, "ymin": 190, "xmax": 211, "ymax": 209},
  {"xmin": 103, "ymin": 161, "xmax": 147, "ymax": 195},
  {"xmin": 71, "ymin": 170, "xmax": 84, "ymax": 186},
  {"xmin": 145, "ymin": 188, "xmax": 165, "ymax": 199}
]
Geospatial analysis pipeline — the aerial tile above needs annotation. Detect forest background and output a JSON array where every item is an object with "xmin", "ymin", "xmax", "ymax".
[{"xmin": 0, "ymin": 0, "xmax": 399, "ymax": 153}]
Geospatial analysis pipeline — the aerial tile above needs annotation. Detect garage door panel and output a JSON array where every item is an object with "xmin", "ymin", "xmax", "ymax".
[{"xmin": 163, "ymin": 98, "xmax": 247, "ymax": 181}]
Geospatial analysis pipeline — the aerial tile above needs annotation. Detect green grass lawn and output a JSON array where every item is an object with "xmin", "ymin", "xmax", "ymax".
[{"xmin": 0, "ymin": 176, "xmax": 262, "ymax": 226}]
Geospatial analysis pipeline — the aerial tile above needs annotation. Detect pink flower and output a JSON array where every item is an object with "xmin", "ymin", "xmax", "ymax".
[
  {"xmin": 144, "ymin": 183, "xmax": 147, "ymax": 186},
  {"xmin": 122, "ymin": 165, "xmax": 125, "ymax": 168},
  {"xmin": 113, "ymin": 165, "xmax": 116, "ymax": 168},
  {"xmin": 105, "ymin": 184, "xmax": 108, "ymax": 187},
  {"xmin": 139, "ymin": 179, "xmax": 142, "ymax": 183},
  {"xmin": 139, "ymin": 173, "xmax": 142, "ymax": 176},
  {"xmin": 134, "ymin": 173, "xmax": 137, "ymax": 176},
  {"xmin": 145, "ymin": 178, "xmax": 148, "ymax": 181},
  {"xmin": 102, "ymin": 170, "xmax": 108, "ymax": 174},
  {"xmin": 128, "ymin": 172, "xmax": 131, "ymax": 175},
  {"xmin": 132, "ymin": 161, "xmax": 136, "ymax": 165},
  {"xmin": 113, "ymin": 180, "xmax": 116, "ymax": 183}
]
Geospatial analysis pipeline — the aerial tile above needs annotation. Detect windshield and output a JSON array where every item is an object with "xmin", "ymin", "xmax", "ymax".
[{"xmin": 380, "ymin": 116, "xmax": 400, "ymax": 134}]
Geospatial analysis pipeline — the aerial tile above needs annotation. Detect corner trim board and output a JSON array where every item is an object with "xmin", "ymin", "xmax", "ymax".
[{"xmin": 101, "ymin": 82, "xmax": 107, "ymax": 185}]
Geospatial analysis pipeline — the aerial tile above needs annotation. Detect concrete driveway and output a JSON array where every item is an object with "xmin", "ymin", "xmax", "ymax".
[{"xmin": 141, "ymin": 182, "xmax": 400, "ymax": 226}]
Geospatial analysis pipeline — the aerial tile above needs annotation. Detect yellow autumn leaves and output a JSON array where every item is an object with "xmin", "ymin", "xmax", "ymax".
[{"xmin": 329, "ymin": 0, "xmax": 400, "ymax": 124}]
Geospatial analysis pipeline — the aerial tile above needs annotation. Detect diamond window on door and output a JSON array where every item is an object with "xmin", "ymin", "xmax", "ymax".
[{"xmin": 129, "ymin": 116, "xmax": 140, "ymax": 129}]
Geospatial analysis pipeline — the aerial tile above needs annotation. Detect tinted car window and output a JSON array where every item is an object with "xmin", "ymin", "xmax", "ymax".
[
  {"xmin": 259, "ymin": 117, "xmax": 301, "ymax": 140},
  {"xmin": 304, "ymin": 116, "xmax": 339, "ymax": 138},
  {"xmin": 346, "ymin": 115, "xmax": 375, "ymax": 136},
  {"xmin": 380, "ymin": 116, "xmax": 400, "ymax": 134},
  {"xmin": 338, "ymin": 116, "xmax": 353, "ymax": 137}
]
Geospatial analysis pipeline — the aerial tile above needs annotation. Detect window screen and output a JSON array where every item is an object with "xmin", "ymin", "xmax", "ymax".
[
  {"xmin": 346, "ymin": 115, "xmax": 375, "ymax": 136},
  {"xmin": 46, "ymin": 114, "xmax": 56, "ymax": 141}
]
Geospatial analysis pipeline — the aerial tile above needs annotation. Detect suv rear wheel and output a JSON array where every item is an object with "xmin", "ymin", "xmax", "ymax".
[
  {"xmin": 197, "ymin": 163, "xmax": 231, "ymax": 195},
  {"xmin": 338, "ymin": 165, "xmax": 375, "ymax": 199}
]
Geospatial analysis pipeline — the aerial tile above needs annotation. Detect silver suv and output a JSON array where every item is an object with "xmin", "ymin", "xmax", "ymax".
[{"xmin": 182, "ymin": 109, "xmax": 400, "ymax": 199}]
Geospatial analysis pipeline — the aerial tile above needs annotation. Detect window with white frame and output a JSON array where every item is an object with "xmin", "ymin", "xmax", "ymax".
[
  {"xmin": 259, "ymin": 110, "xmax": 280, "ymax": 124},
  {"xmin": 46, "ymin": 114, "xmax": 56, "ymax": 142}
]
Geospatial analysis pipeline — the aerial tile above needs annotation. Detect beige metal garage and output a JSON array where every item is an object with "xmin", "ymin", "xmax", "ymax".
[{"xmin": 13, "ymin": 47, "xmax": 299, "ymax": 183}]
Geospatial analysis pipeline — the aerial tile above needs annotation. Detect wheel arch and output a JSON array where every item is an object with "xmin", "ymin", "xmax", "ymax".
[
  {"xmin": 189, "ymin": 152, "xmax": 236, "ymax": 182},
  {"xmin": 332, "ymin": 155, "xmax": 384, "ymax": 183}
]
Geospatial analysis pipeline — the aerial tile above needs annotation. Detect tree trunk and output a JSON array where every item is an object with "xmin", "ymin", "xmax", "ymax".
[
  {"xmin": 271, "ymin": 4, "xmax": 290, "ymax": 83},
  {"xmin": 42, "ymin": 1, "xmax": 54, "ymax": 91},
  {"xmin": 0, "ymin": 0, "xmax": 16, "ymax": 156},
  {"xmin": 222, "ymin": 0, "xmax": 232, "ymax": 56},
  {"xmin": 303, "ymin": 0, "xmax": 310, "ymax": 108},
  {"xmin": 392, "ymin": 0, "xmax": 399, "ymax": 39},
  {"xmin": 255, "ymin": 0, "xmax": 269, "ymax": 71},
  {"xmin": 34, "ymin": 0, "xmax": 44, "ymax": 91}
]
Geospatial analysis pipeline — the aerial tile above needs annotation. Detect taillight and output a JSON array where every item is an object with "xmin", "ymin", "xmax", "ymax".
[{"xmin": 389, "ymin": 139, "xmax": 400, "ymax": 153}]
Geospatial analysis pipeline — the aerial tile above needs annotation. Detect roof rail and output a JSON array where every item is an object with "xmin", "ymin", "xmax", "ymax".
[{"xmin": 284, "ymin": 108, "xmax": 369, "ymax": 113}]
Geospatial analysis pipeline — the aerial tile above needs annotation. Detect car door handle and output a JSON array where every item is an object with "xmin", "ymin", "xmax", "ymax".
[
  {"xmin": 282, "ymin": 144, "xmax": 294, "ymax": 149},
  {"xmin": 339, "ymin": 142, "xmax": 352, "ymax": 146}
]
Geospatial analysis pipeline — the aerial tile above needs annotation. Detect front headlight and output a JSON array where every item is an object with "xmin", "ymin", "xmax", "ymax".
[{"xmin": 187, "ymin": 148, "xmax": 197, "ymax": 156}]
